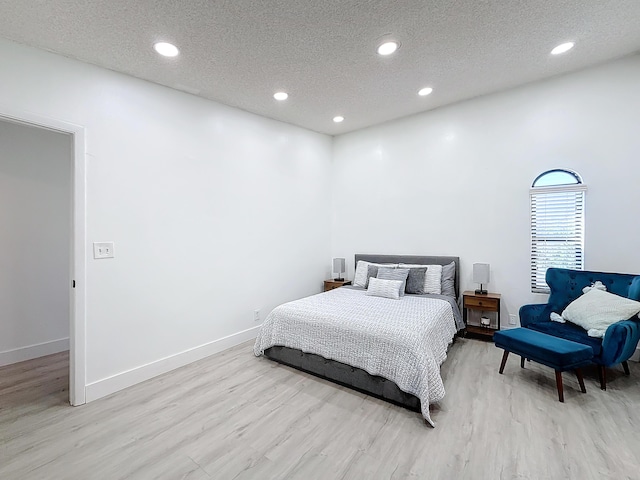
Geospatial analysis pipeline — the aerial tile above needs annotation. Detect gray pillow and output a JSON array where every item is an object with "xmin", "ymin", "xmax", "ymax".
[
  {"xmin": 365, "ymin": 264, "xmax": 379, "ymax": 288},
  {"xmin": 405, "ymin": 267, "xmax": 427, "ymax": 294},
  {"xmin": 441, "ymin": 261, "xmax": 456, "ymax": 298},
  {"xmin": 377, "ymin": 267, "xmax": 409, "ymax": 297}
]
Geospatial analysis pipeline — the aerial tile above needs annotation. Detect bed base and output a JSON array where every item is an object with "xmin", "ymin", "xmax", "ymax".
[{"xmin": 264, "ymin": 346, "xmax": 421, "ymax": 413}]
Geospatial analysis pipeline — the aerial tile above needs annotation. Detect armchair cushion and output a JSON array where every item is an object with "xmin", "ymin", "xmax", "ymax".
[{"xmin": 527, "ymin": 321, "xmax": 603, "ymax": 357}]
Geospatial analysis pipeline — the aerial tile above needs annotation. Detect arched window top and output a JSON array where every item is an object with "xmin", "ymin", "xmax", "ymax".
[{"xmin": 532, "ymin": 169, "xmax": 582, "ymax": 188}]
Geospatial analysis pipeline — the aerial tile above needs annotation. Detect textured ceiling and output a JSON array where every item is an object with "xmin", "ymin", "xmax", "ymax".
[{"xmin": 1, "ymin": 1, "xmax": 639, "ymax": 135}]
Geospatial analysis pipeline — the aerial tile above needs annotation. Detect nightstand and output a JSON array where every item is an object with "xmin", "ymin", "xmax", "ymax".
[
  {"xmin": 463, "ymin": 291, "xmax": 501, "ymax": 338},
  {"xmin": 324, "ymin": 279, "xmax": 352, "ymax": 292}
]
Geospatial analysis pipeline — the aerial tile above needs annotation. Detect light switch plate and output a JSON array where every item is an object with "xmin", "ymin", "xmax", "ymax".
[{"xmin": 93, "ymin": 242, "xmax": 114, "ymax": 259}]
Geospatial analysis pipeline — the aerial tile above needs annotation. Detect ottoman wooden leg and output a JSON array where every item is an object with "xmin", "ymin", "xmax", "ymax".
[
  {"xmin": 521, "ymin": 357, "xmax": 525, "ymax": 368},
  {"xmin": 555, "ymin": 370, "xmax": 564, "ymax": 403},
  {"xmin": 575, "ymin": 369, "xmax": 586, "ymax": 393},
  {"xmin": 499, "ymin": 350, "xmax": 509, "ymax": 374}
]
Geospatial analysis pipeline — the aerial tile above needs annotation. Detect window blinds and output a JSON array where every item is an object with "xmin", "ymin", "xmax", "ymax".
[{"xmin": 530, "ymin": 185, "xmax": 586, "ymax": 293}]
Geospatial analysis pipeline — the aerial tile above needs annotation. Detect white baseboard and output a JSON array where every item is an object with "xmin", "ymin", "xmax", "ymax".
[
  {"xmin": 631, "ymin": 347, "xmax": 640, "ymax": 363},
  {"xmin": 85, "ymin": 325, "xmax": 261, "ymax": 403},
  {"xmin": 0, "ymin": 338, "xmax": 70, "ymax": 367}
]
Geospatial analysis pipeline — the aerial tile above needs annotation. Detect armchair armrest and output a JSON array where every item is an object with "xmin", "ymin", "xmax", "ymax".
[
  {"xmin": 601, "ymin": 320, "xmax": 640, "ymax": 366},
  {"xmin": 519, "ymin": 304, "xmax": 552, "ymax": 327}
]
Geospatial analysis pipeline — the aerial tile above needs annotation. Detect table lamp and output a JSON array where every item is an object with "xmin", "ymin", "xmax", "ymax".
[
  {"xmin": 333, "ymin": 258, "xmax": 346, "ymax": 281},
  {"xmin": 473, "ymin": 263, "xmax": 490, "ymax": 295}
]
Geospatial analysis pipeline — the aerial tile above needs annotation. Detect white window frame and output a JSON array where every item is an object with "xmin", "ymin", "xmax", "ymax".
[{"xmin": 530, "ymin": 173, "xmax": 586, "ymax": 293}]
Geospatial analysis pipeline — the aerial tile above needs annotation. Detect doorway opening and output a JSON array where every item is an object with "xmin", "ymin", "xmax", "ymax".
[{"xmin": 0, "ymin": 108, "xmax": 86, "ymax": 406}]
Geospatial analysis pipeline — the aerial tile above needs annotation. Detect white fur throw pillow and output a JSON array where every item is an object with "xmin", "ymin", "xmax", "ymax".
[
  {"xmin": 582, "ymin": 280, "xmax": 607, "ymax": 294},
  {"xmin": 366, "ymin": 277, "xmax": 404, "ymax": 300},
  {"xmin": 561, "ymin": 289, "xmax": 640, "ymax": 338}
]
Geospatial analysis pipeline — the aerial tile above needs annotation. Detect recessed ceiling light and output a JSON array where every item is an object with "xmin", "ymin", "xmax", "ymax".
[
  {"xmin": 418, "ymin": 87, "xmax": 433, "ymax": 96},
  {"xmin": 273, "ymin": 91, "xmax": 289, "ymax": 101},
  {"xmin": 153, "ymin": 42, "xmax": 180, "ymax": 57},
  {"xmin": 377, "ymin": 41, "xmax": 399, "ymax": 56},
  {"xmin": 551, "ymin": 42, "xmax": 574, "ymax": 55},
  {"xmin": 333, "ymin": 116, "xmax": 344, "ymax": 123}
]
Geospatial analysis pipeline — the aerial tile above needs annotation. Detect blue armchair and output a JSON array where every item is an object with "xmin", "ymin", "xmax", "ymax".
[{"xmin": 520, "ymin": 268, "xmax": 640, "ymax": 390}]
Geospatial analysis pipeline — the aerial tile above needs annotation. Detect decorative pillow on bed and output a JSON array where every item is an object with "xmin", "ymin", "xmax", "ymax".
[
  {"xmin": 366, "ymin": 277, "xmax": 404, "ymax": 300},
  {"xmin": 353, "ymin": 261, "xmax": 398, "ymax": 287},
  {"xmin": 365, "ymin": 264, "xmax": 379, "ymax": 288},
  {"xmin": 441, "ymin": 262, "xmax": 456, "ymax": 298},
  {"xmin": 404, "ymin": 267, "xmax": 427, "ymax": 294},
  {"xmin": 377, "ymin": 267, "xmax": 410, "ymax": 297},
  {"xmin": 561, "ymin": 288, "xmax": 640, "ymax": 338},
  {"xmin": 425, "ymin": 264, "xmax": 443, "ymax": 294},
  {"xmin": 401, "ymin": 263, "xmax": 443, "ymax": 295}
]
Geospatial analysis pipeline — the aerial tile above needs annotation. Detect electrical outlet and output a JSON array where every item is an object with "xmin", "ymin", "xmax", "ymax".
[
  {"xmin": 254, "ymin": 309, "xmax": 261, "ymax": 322},
  {"xmin": 93, "ymin": 242, "xmax": 115, "ymax": 259},
  {"xmin": 509, "ymin": 314, "xmax": 517, "ymax": 325}
]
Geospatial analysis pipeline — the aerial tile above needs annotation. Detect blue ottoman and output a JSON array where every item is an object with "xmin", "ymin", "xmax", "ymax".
[{"xmin": 494, "ymin": 328, "xmax": 594, "ymax": 402}]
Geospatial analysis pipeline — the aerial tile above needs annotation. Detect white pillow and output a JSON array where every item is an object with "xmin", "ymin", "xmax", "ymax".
[
  {"xmin": 425, "ymin": 264, "xmax": 442, "ymax": 294},
  {"xmin": 353, "ymin": 261, "xmax": 398, "ymax": 287},
  {"xmin": 399, "ymin": 263, "xmax": 442, "ymax": 294},
  {"xmin": 561, "ymin": 288, "xmax": 640, "ymax": 338},
  {"xmin": 366, "ymin": 277, "xmax": 404, "ymax": 300}
]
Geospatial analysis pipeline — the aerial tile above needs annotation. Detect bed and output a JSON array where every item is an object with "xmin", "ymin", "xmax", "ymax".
[{"xmin": 253, "ymin": 254, "xmax": 462, "ymax": 426}]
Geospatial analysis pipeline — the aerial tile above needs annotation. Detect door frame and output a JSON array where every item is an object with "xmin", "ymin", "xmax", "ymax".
[{"xmin": 0, "ymin": 105, "xmax": 87, "ymax": 406}]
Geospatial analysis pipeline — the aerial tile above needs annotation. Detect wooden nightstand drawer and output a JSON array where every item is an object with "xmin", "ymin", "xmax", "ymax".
[
  {"xmin": 324, "ymin": 280, "xmax": 351, "ymax": 292},
  {"xmin": 464, "ymin": 296, "xmax": 499, "ymax": 310}
]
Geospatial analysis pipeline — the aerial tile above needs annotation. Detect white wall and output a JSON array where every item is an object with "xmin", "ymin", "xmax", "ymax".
[
  {"xmin": 3, "ymin": 34, "xmax": 637, "ymax": 397},
  {"xmin": 332, "ymin": 55, "xmax": 640, "ymax": 325},
  {"xmin": 0, "ymin": 120, "xmax": 71, "ymax": 365},
  {"xmin": 0, "ymin": 38, "xmax": 332, "ymax": 397}
]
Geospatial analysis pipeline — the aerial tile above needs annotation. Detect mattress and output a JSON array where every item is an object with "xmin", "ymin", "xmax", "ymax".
[{"xmin": 254, "ymin": 287, "xmax": 460, "ymax": 426}]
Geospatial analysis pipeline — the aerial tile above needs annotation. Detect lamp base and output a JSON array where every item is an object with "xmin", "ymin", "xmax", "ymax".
[
  {"xmin": 475, "ymin": 283, "xmax": 488, "ymax": 295},
  {"xmin": 334, "ymin": 277, "xmax": 345, "ymax": 282}
]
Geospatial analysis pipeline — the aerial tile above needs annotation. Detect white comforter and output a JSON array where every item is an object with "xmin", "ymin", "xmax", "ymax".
[{"xmin": 254, "ymin": 287, "xmax": 458, "ymax": 426}]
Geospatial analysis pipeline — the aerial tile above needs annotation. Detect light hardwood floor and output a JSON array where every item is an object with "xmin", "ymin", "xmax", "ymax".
[{"xmin": 1, "ymin": 339, "xmax": 639, "ymax": 479}]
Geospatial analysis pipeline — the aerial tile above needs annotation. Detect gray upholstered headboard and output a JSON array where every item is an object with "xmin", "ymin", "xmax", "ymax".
[{"xmin": 354, "ymin": 254, "xmax": 461, "ymax": 299}]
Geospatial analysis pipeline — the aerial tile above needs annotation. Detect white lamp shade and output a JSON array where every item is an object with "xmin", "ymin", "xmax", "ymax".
[
  {"xmin": 333, "ymin": 258, "xmax": 346, "ymax": 274},
  {"xmin": 473, "ymin": 263, "xmax": 490, "ymax": 284}
]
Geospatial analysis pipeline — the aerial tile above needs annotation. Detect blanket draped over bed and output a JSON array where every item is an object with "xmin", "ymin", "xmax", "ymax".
[{"xmin": 254, "ymin": 287, "xmax": 459, "ymax": 426}]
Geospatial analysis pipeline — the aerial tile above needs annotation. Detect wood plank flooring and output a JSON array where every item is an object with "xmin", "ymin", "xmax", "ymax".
[{"xmin": 1, "ymin": 339, "xmax": 639, "ymax": 479}]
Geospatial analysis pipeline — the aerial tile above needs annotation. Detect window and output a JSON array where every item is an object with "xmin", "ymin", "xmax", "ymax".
[{"xmin": 530, "ymin": 169, "xmax": 586, "ymax": 293}]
